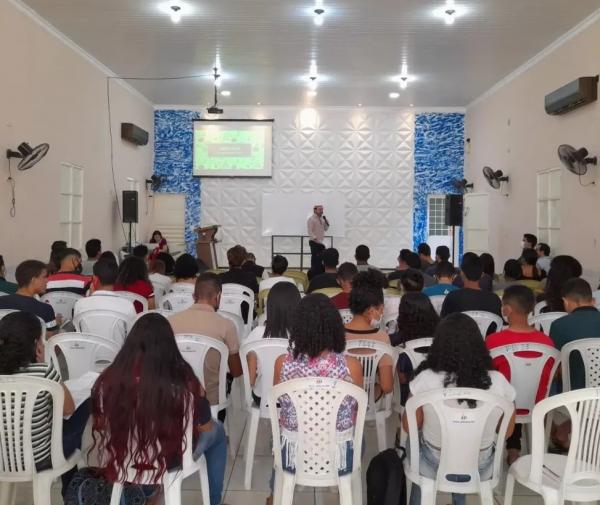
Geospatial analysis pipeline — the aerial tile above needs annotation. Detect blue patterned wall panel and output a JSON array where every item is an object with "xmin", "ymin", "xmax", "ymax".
[
  {"xmin": 154, "ymin": 110, "xmax": 201, "ymax": 254},
  {"xmin": 413, "ymin": 113, "xmax": 465, "ymax": 256}
]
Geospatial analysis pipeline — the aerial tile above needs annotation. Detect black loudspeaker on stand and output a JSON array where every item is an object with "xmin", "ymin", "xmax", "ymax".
[
  {"xmin": 445, "ymin": 194, "xmax": 463, "ymax": 264},
  {"xmin": 122, "ymin": 190, "xmax": 139, "ymax": 253}
]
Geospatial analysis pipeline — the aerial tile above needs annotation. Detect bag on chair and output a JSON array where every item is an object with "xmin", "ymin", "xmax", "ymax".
[
  {"xmin": 64, "ymin": 467, "xmax": 149, "ymax": 505},
  {"xmin": 366, "ymin": 448, "xmax": 407, "ymax": 505}
]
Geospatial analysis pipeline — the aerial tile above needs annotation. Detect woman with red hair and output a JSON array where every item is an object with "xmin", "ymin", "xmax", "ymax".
[{"xmin": 90, "ymin": 313, "xmax": 227, "ymax": 505}]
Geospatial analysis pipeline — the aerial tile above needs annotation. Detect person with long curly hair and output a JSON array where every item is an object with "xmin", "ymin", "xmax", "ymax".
[
  {"xmin": 402, "ymin": 313, "xmax": 516, "ymax": 505},
  {"xmin": 266, "ymin": 294, "xmax": 363, "ymax": 505},
  {"xmin": 114, "ymin": 255, "xmax": 155, "ymax": 312},
  {"xmin": 542, "ymin": 255, "xmax": 582, "ymax": 312},
  {"xmin": 89, "ymin": 313, "xmax": 226, "ymax": 505}
]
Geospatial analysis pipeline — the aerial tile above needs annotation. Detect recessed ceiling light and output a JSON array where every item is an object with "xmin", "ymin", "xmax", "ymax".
[
  {"xmin": 358, "ymin": 103, "xmax": 362, "ymax": 107},
  {"xmin": 308, "ymin": 77, "xmax": 318, "ymax": 91},
  {"xmin": 313, "ymin": 8, "xmax": 325, "ymax": 26},
  {"xmin": 433, "ymin": 0, "xmax": 466, "ymax": 25},
  {"xmin": 307, "ymin": 90, "xmax": 318, "ymax": 97},
  {"xmin": 409, "ymin": 104, "xmax": 414, "ymax": 107},
  {"xmin": 389, "ymin": 92, "xmax": 400, "ymax": 99},
  {"xmin": 170, "ymin": 5, "xmax": 181, "ymax": 23},
  {"xmin": 257, "ymin": 102, "xmax": 262, "ymax": 106},
  {"xmin": 158, "ymin": 1, "xmax": 192, "ymax": 23},
  {"xmin": 220, "ymin": 90, "xmax": 231, "ymax": 97}
]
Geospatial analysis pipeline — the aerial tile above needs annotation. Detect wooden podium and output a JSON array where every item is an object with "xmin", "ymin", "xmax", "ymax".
[{"xmin": 196, "ymin": 225, "xmax": 219, "ymax": 269}]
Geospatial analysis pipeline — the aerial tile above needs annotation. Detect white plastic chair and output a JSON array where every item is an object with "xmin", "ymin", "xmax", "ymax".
[
  {"xmin": 239, "ymin": 338, "xmax": 289, "ymax": 489},
  {"xmin": 40, "ymin": 291, "xmax": 82, "ymax": 323},
  {"xmin": 220, "ymin": 283, "xmax": 255, "ymax": 336},
  {"xmin": 533, "ymin": 301, "xmax": 548, "ymax": 316},
  {"xmin": 0, "ymin": 376, "xmax": 81, "ymax": 505},
  {"xmin": 339, "ymin": 309, "xmax": 353, "ymax": 324},
  {"xmin": 150, "ymin": 278, "xmax": 171, "ymax": 306},
  {"xmin": 218, "ymin": 309, "xmax": 246, "ymax": 342},
  {"xmin": 489, "ymin": 343, "xmax": 560, "ymax": 424},
  {"xmin": 504, "ymin": 388, "xmax": 600, "ymax": 505},
  {"xmin": 161, "ymin": 291, "xmax": 194, "ymax": 312},
  {"xmin": 593, "ymin": 289, "xmax": 600, "ymax": 309},
  {"xmin": 393, "ymin": 338, "xmax": 433, "ymax": 418},
  {"xmin": 108, "ymin": 407, "xmax": 210, "ymax": 505},
  {"xmin": 345, "ymin": 339, "xmax": 398, "ymax": 452},
  {"xmin": 384, "ymin": 294, "xmax": 401, "ymax": 323},
  {"xmin": 383, "ymin": 314, "xmax": 398, "ymax": 334},
  {"xmin": 561, "ymin": 338, "xmax": 600, "ymax": 391},
  {"xmin": 462, "ymin": 311, "xmax": 504, "ymax": 337},
  {"xmin": 0, "ymin": 291, "xmax": 8, "ymax": 296},
  {"xmin": 169, "ymin": 282, "xmax": 195, "ymax": 293},
  {"xmin": 528, "ymin": 312, "xmax": 566, "ymax": 335},
  {"xmin": 73, "ymin": 309, "xmax": 133, "ymax": 346},
  {"xmin": 268, "ymin": 377, "xmax": 367, "ymax": 505},
  {"xmin": 0, "ymin": 309, "xmax": 19, "ymax": 320},
  {"xmin": 113, "ymin": 291, "xmax": 149, "ymax": 312},
  {"xmin": 133, "ymin": 309, "xmax": 174, "ymax": 322},
  {"xmin": 404, "ymin": 388, "xmax": 514, "ymax": 505},
  {"xmin": 429, "ymin": 295, "xmax": 446, "ymax": 315},
  {"xmin": 45, "ymin": 332, "xmax": 120, "ymax": 380}
]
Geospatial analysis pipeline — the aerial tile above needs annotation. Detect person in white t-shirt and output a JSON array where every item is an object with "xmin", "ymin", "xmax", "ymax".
[
  {"xmin": 259, "ymin": 255, "xmax": 296, "ymax": 292},
  {"xmin": 402, "ymin": 313, "xmax": 516, "ymax": 505},
  {"xmin": 74, "ymin": 259, "xmax": 136, "ymax": 319}
]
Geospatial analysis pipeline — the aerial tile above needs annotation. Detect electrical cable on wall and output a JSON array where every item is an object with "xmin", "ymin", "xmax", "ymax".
[{"xmin": 7, "ymin": 159, "xmax": 16, "ymax": 217}]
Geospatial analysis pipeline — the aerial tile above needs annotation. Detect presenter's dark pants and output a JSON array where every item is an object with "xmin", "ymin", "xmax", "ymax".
[{"xmin": 308, "ymin": 240, "xmax": 325, "ymax": 278}]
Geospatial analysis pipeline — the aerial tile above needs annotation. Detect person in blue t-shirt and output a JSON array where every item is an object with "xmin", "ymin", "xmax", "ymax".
[{"xmin": 423, "ymin": 261, "xmax": 459, "ymax": 297}]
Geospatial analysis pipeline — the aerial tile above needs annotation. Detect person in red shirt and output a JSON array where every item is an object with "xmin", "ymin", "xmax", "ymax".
[
  {"xmin": 485, "ymin": 284, "xmax": 555, "ymax": 465},
  {"xmin": 331, "ymin": 262, "xmax": 358, "ymax": 310},
  {"xmin": 114, "ymin": 256, "xmax": 155, "ymax": 312}
]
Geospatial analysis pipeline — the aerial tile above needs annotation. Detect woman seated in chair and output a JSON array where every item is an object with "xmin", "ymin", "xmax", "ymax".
[
  {"xmin": 344, "ymin": 269, "xmax": 394, "ymax": 398},
  {"xmin": 89, "ymin": 313, "xmax": 227, "ymax": 505},
  {"xmin": 246, "ymin": 281, "xmax": 301, "ymax": 402},
  {"xmin": 171, "ymin": 253, "xmax": 199, "ymax": 289},
  {"xmin": 266, "ymin": 294, "xmax": 363, "ymax": 505},
  {"xmin": 0, "ymin": 311, "xmax": 89, "ymax": 496},
  {"xmin": 149, "ymin": 230, "xmax": 169, "ymax": 259},
  {"xmin": 402, "ymin": 313, "xmax": 516, "ymax": 505},
  {"xmin": 115, "ymin": 256, "xmax": 155, "ymax": 312}
]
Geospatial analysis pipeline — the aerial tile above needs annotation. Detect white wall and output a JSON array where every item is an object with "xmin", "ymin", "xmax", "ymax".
[
  {"xmin": 193, "ymin": 107, "xmax": 415, "ymax": 269},
  {"xmin": 465, "ymin": 14, "xmax": 600, "ymax": 280},
  {"xmin": 0, "ymin": 0, "xmax": 154, "ymax": 271}
]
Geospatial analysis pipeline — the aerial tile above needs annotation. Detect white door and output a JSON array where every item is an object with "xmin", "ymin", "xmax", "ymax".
[
  {"xmin": 152, "ymin": 193, "xmax": 186, "ymax": 254},
  {"xmin": 463, "ymin": 193, "xmax": 489, "ymax": 254}
]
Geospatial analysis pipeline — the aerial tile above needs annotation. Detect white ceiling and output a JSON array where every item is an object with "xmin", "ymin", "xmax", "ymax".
[{"xmin": 20, "ymin": 0, "xmax": 600, "ymax": 107}]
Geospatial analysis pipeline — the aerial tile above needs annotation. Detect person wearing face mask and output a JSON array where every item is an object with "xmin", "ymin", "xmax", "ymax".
[
  {"xmin": 46, "ymin": 248, "xmax": 92, "ymax": 296},
  {"xmin": 518, "ymin": 233, "xmax": 537, "ymax": 260},
  {"xmin": 344, "ymin": 269, "xmax": 394, "ymax": 398}
]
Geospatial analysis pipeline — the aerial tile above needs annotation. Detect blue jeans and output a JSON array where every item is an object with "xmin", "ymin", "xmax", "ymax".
[
  {"xmin": 407, "ymin": 437, "xmax": 494, "ymax": 505},
  {"xmin": 193, "ymin": 420, "xmax": 227, "ymax": 505}
]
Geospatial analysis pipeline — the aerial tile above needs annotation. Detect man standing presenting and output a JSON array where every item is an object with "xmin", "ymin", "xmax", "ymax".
[{"xmin": 307, "ymin": 204, "xmax": 329, "ymax": 278}]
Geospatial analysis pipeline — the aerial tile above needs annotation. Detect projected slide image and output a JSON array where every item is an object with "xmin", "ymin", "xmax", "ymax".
[{"xmin": 194, "ymin": 129, "xmax": 265, "ymax": 171}]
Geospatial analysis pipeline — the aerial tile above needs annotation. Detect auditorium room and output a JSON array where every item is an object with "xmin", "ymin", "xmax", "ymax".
[{"xmin": 2, "ymin": 0, "xmax": 600, "ymax": 504}]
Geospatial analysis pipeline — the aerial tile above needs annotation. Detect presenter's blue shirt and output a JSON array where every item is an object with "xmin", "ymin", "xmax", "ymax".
[{"xmin": 423, "ymin": 283, "xmax": 459, "ymax": 297}]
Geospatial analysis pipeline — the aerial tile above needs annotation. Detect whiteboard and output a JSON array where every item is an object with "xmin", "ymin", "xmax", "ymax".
[{"xmin": 261, "ymin": 192, "xmax": 346, "ymax": 237}]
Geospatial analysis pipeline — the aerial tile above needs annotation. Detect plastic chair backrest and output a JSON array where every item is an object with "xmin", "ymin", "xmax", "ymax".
[
  {"xmin": 268, "ymin": 377, "xmax": 367, "ymax": 486},
  {"xmin": 489, "ymin": 343, "xmax": 560, "ymax": 421},
  {"xmin": 284, "ymin": 270, "xmax": 308, "ymax": 292},
  {"xmin": 405, "ymin": 387, "xmax": 513, "ymax": 494},
  {"xmin": 217, "ymin": 309, "xmax": 246, "ymax": 342},
  {"xmin": 339, "ymin": 309, "xmax": 353, "ymax": 324},
  {"xmin": 45, "ymin": 332, "xmax": 120, "ymax": 380},
  {"xmin": 429, "ymin": 295, "xmax": 446, "ymax": 315},
  {"xmin": 0, "ymin": 291, "xmax": 8, "ymax": 296},
  {"xmin": 383, "ymin": 295, "xmax": 401, "ymax": 321},
  {"xmin": 40, "ymin": 291, "xmax": 83, "ymax": 321},
  {"xmin": 462, "ymin": 311, "xmax": 504, "ymax": 337},
  {"xmin": 0, "ymin": 309, "xmax": 47, "ymax": 341},
  {"xmin": 150, "ymin": 279, "xmax": 170, "ymax": 305},
  {"xmin": 0, "ymin": 309, "xmax": 19, "ymax": 320},
  {"xmin": 312, "ymin": 287, "xmax": 342, "ymax": 297},
  {"xmin": 257, "ymin": 289, "xmax": 269, "ymax": 315},
  {"xmin": 561, "ymin": 338, "xmax": 600, "ymax": 391},
  {"xmin": 528, "ymin": 312, "xmax": 566, "ymax": 334},
  {"xmin": 527, "ymin": 388, "xmax": 600, "ymax": 490},
  {"xmin": 533, "ymin": 300, "xmax": 548, "ymax": 316},
  {"xmin": 169, "ymin": 282, "xmax": 195, "ymax": 293},
  {"xmin": 400, "ymin": 337, "xmax": 433, "ymax": 369},
  {"xmin": 594, "ymin": 290, "xmax": 600, "ymax": 309},
  {"xmin": 222, "ymin": 282, "xmax": 255, "ymax": 301},
  {"xmin": 73, "ymin": 309, "xmax": 132, "ymax": 346},
  {"xmin": 161, "ymin": 291, "xmax": 194, "ymax": 312},
  {"xmin": 175, "ymin": 334, "xmax": 230, "ymax": 411},
  {"xmin": 383, "ymin": 314, "xmax": 398, "ymax": 334},
  {"xmin": 0, "ymin": 376, "xmax": 70, "ymax": 478},
  {"xmin": 240, "ymin": 338, "xmax": 289, "ymax": 417},
  {"xmin": 345, "ymin": 339, "xmax": 397, "ymax": 416},
  {"xmin": 219, "ymin": 290, "xmax": 254, "ymax": 334},
  {"xmin": 113, "ymin": 291, "xmax": 149, "ymax": 312}
]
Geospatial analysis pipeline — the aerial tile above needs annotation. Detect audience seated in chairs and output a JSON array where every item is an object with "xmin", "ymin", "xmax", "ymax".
[
  {"xmin": 172, "ymin": 253, "xmax": 199, "ymax": 288},
  {"xmin": 441, "ymin": 253, "xmax": 502, "ymax": 319},
  {"xmin": 399, "ymin": 268, "xmax": 424, "ymax": 293},
  {"xmin": 0, "ymin": 259, "xmax": 59, "ymax": 336},
  {"xmin": 307, "ymin": 247, "xmax": 340, "ymax": 293},
  {"xmin": 485, "ymin": 284, "xmax": 554, "ymax": 465},
  {"xmin": 259, "ymin": 255, "xmax": 296, "ymax": 292},
  {"xmin": 0, "ymin": 253, "xmax": 17, "ymax": 294},
  {"xmin": 149, "ymin": 258, "xmax": 172, "ymax": 288},
  {"xmin": 495, "ymin": 259, "xmax": 523, "ymax": 292},
  {"xmin": 417, "ymin": 243, "xmax": 434, "ymax": 272},
  {"xmin": 99, "ymin": 250, "xmax": 118, "ymax": 265},
  {"xmin": 331, "ymin": 262, "xmax": 358, "ymax": 310},
  {"xmin": 521, "ymin": 248, "xmax": 543, "ymax": 281},
  {"xmin": 390, "ymin": 249, "xmax": 435, "ymax": 287},
  {"xmin": 74, "ymin": 258, "xmax": 136, "ymax": 319},
  {"xmin": 157, "ymin": 251, "xmax": 176, "ymax": 275},
  {"xmin": 219, "ymin": 245, "xmax": 259, "ymax": 295},
  {"xmin": 242, "ymin": 251, "xmax": 265, "ymax": 278},
  {"xmin": 267, "ymin": 293, "xmax": 363, "ymax": 504},
  {"xmin": 422, "ymin": 261, "xmax": 458, "ymax": 297},
  {"xmin": 344, "ymin": 269, "xmax": 394, "ymax": 396},
  {"xmin": 0, "ymin": 311, "xmax": 89, "ymax": 496},
  {"xmin": 86, "ymin": 313, "xmax": 227, "ymax": 505},
  {"xmin": 452, "ymin": 252, "xmax": 493, "ymax": 292},
  {"xmin": 132, "ymin": 244, "xmax": 149, "ymax": 262},
  {"xmin": 402, "ymin": 313, "xmax": 516, "ymax": 505},
  {"xmin": 541, "ymin": 255, "xmax": 582, "ymax": 313},
  {"xmin": 519, "ymin": 233, "xmax": 537, "ymax": 258},
  {"xmin": 47, "ymin": 240, "xmax": 67, "ymax": 275},
  {"xmin": 425, "ymin": 245, "xmax": 451, "ymax": 277},
  {"xmin": 46, "ymin": 248, "xmax": 92, "ymax": 296},
  {"xmin": 355, "ymin": 244, "xmax": 378, "ymax": 272},
  {"xmin": 82, "ymin": 238, "xmax": 102, "ymax": 276},
  {"xmin": 114, "ymin": 256, "xmax": 155, "ymax": 313},
  {"xmin": 168, "ymin": 272, "xmax": 242, "ymax": 421},
  {"xmin": 535, "ymin": 242, "xmax": 551, "ymax": 275},
  {"xmin": 480, "ymin": 253, "xmax": 498, "ymax": 285}
]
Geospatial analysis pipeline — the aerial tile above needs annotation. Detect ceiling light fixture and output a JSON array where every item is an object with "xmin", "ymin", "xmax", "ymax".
[
  {"xmin": 307, "ymin": 60, "xmax": 319, "ymax": 91},
  {"xmin": 389, "ymin": 92, "xmax": 400, "ymax": 99},
  {"xmin": 313, "ymin": 8, "xmax": 325, "ymax": 26},
  {"xmin": 308, "ymin": 77, "xmax": 318, "ymax": 91},
  {"xmin": 220, "ymin": 90, "xmax": 231, "ymax": 97},
  {"xmin": 307, "ymin": 90, "xmax": 318, "ymax": 97},
  {"xmin": 434, "ymin": 0, "xmax": 465, "ymax": 25},
  {"xmin": 257, "ymin": 102, "xmax": 262, "ymax": 106},
  {"xmin": 399, "ymin": 63, "xmax": 410, "ymax": 90},
  {"xmin": 170, "ymin": 4, "xmax": 182, "ymax": 23}
]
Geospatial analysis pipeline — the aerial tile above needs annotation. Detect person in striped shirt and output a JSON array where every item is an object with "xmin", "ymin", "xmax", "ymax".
[
  {"xmin": 0, "ymin": 311, "xmax": 89, "ymax": 495},
  {"xmin": 46, "ymin": 248, "xmax": 92, "ymax": 296}
]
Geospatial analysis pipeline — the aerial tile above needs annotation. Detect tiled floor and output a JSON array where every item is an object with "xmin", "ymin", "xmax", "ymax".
[{"xmin": 12, "ymin": 391, "xmax": 544, "ymax": 505}]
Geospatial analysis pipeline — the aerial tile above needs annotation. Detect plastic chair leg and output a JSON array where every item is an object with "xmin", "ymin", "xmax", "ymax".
[
  {"xmin": 0, "ymin": 482, "xmax": 16, "ymax": 505},
  {"xmin": 351, "ymin": 471, "xmax": 362, "ymax": 504},
  {"xmin": 503, "ymin": 473, "xmax": 516, "ymax": 505},
  {"xmin": 480, "ymin": 482, "xmax": 495, "ymax": 505},
  {"xmin": 419, "ymin": 480, "xmax": 437, "ymax": 505},
  {"xmin": 163, "ymin": 475, "xmax": 183, "ymax": 505},
  {"xmin": 110, "ymin": 483, "xmax": 124, "ymax": 505},
  {"xmin": 279, "ymin": 471, "xmax": 296, "ymax": 505},
  {"xmin": 338, "ymin": 474, "xmax": 354, "ymax": 505},
  {"xmin": 375, "ymin": 411, "xmax": 387, "ymax": 452},
  {"xmin": 244, "ymin": 408, "xmax": 260, "ymax": 489},
  {"xmin": 225, "ymin": 408, "xmax": 236, "ymax": 457},
  {"xmin": 273, "ymin": 469, "xmax": 284, "ymax": 505},
  {"xmin": 198, "ymin": 455, "xmax": 211, "ymax": 505},
  {"xmin": 32, "ymin": 474, "xmax": 53, "ymax": 505}
]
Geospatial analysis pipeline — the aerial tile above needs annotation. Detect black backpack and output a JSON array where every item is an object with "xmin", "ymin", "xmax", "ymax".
[{"xmin": 366, "ymin": 447, "xmax": 407, "ymax": 505}]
